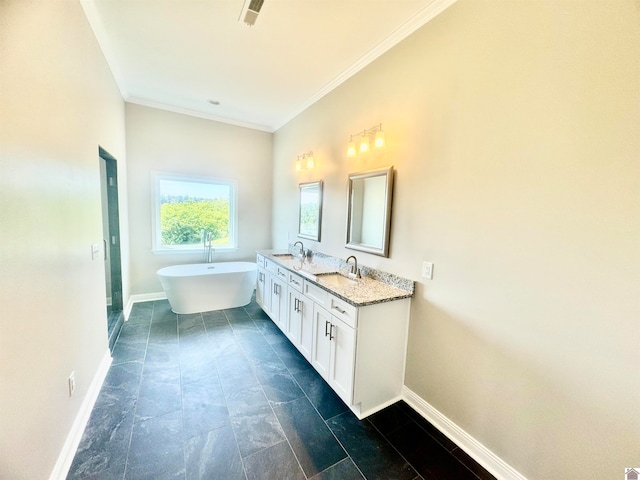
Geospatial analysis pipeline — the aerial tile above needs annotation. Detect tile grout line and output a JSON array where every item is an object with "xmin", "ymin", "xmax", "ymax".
[
  {"xmin": 121, "ymin": 301, "xmax": 155, "ymax": 480},
  {"xmin": 226, "ymin": 307, "xmax": 310, "ymax": 479}
]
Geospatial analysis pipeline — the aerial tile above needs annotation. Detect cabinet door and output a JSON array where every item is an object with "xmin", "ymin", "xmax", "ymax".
[
  {"xmin": 329, "ymin": 315, "xmax": 356, "ymax": 405},
  {"xmin": 256, "ymin": 269, "xmax": 269, "ymax": 311},
  {"xmin": 298, "ymin": 296, "xmax": 313, "ymax": 361},
  {"xmin": 311, "ymin": 305, "xmax": 332, "ymax": 381},
  {"xmin": 286, "ymin": 288, "xmax": 302, "ymax": 345},
  {"xmin": 269, "ymin": 276, "xmax": 287, "ymax": 331}
]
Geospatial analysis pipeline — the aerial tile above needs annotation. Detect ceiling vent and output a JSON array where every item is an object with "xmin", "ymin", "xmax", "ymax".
[{"xmin": 240, "ymin": 0, "xmax": 265, "ymax": 26}]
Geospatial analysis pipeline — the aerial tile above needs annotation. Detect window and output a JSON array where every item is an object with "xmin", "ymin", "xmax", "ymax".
[{"xmin": 152, "ymin": 173, "xmax": 237, "ymax": 253}]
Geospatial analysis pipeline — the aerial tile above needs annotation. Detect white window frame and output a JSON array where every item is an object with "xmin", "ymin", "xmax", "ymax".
[{"xmin": 151, "ymin": 172, "xmax": 238, "ymax": 254}]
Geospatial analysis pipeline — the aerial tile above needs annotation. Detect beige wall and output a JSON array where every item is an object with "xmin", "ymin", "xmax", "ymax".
[
  {"xmin": 0, "ymin": 1, "xmax": 128, "ymax": 479},
  {"xmin": 273, "ymin": 1, "xmax": 640, "ymax": 478},
  {"xmin": 125, "ymin": 103, "xmax": 273, "ymax": 295}
]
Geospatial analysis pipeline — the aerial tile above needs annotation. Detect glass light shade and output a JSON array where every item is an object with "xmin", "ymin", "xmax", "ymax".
[
  {"xmin": 360, "ymin": 135, "xmax": 370, "ymax": 153},
  {"xmin": 347, "ymin": 140, "xmax": 356, "ymax": 157},
  {"xmin": 295, "ymin": 158, "xmax": 302, "ymax": 171},
  {"xmin": 306, "ymin": 155, "xmax": 315, "ymax": 169},
  {"xmin": 374, "ymin": 129, "xmax": 385, "ymax": 148}
]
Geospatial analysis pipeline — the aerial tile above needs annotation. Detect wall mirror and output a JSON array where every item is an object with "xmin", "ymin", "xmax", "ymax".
[
  {"xmin": 346, "ymin": 166, "xmax": 394, "ymax": 257},
  {"xmin": 298, "ymin": 180, "xmax": 323, "ymax": 241}
]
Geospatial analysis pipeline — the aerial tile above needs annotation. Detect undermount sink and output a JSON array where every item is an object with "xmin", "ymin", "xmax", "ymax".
[
  {"xmin": 317, "ymin": 273, "xmax": 358, "ymax": 287},
  {"xmin": 272, "ymin": 253, "xmax": 295, "ymax": 259}
]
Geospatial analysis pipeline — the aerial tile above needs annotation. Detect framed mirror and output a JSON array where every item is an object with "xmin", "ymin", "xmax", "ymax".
[
  {"xmin": 298, "ymin": 180, "xmax": 323, "ymax": 241},
  {"xmin": 346, "ymin": 166, "xmax": 394, "ymax": 257}
]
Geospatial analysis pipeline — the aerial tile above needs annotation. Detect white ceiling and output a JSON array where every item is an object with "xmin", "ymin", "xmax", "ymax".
[{"xmin": 82, "ymin": 0, "xmax": 455, "ymax": 132}]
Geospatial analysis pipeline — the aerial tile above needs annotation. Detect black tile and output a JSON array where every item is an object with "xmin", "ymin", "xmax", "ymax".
[
  {"xmin": 93, "ymin": 361, "xmax": 142, "ymax": 410},
  {"xmin": 111, "ymin": 340, "xmax": 147, "ymax": 364},
  {"xmin": 126, "ymin": 410, "xmax": 185, "ymax": 479},
  {"xmin": 152, "ymin": 301, "xmax": 177, "ymax": 324},
  {"xmin": 451, "ymin": 447, "xmax": 497, "ymax": 480},
  {"xmin": 135, "ymin": 367, "xmax": 182, "ymax": 419},
  {"xmin": 182, "ymin": 375, "xmax": 229, "ymax": 439},
  {"xmin": 224, "ymin": 307, "xmax": 251, "ymax": 320},
  {"xmin": 243, "ymin": 440, "xmax": 305, "ymax": 480},
  {"xmin": 67, "ymin": 404, "xmax": 134, "ymax": 479},
  {"xmin": 273, "ymin": 396, "xmax": 347, "ymax": 477},
  {"xmin": 253, "ymin": 359, "xmax": 305, "ymax": 403},
  {"xmin": 184, "ymin": 425, "xmax": 244, "ymax": 480},
  {"xmin": 227, "ymin": 386, "xmax": 285, "ymax": 457},
  {"xmin": 179, "ymin": 347, "xmax": 218, "ymax": 385},
  {"xmin": 396, "ymin": 401, "xmax": 459, "ymax": 452},
  {"xmin": 143, "ymin": 343, "xmax": 180, "ymax": 374},
  {"xmin": 327, "ymin": 411, "xmax": 417, "ymax": 480},
  {"xmin": 386, "ymin": 420, "xmax": 471, "ymax": 480},
  {"xmin": 309, "ymin": 458, "xmax": 365, "ymax": 480},
  {"xmin": 292, "ymin": 367, "xmax": 348, "ymax": 420},
  {"xmin": 148, "ymin": 319, "xmax": 178, "ymax": 346},
  {"xmin": 367, "ymin": 402, "xmax": 413, "ymax": 436},
  {"xmin": 271, "ymin": 337, "xmax": 311, "ymax": 374}
]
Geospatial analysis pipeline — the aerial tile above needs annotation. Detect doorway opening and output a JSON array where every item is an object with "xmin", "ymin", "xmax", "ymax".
[{"xmin": 99, "ymin": 146, "xmax": 123, "ymax": 351}]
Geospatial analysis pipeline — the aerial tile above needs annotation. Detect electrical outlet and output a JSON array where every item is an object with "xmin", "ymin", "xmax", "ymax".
[
  {"xmin": 422, "ymin": 261, "xmax": 433, "ymax": 280},
  {"xmin": 68, "ymin": 371, "xmax": 75, "ymax": 397}
]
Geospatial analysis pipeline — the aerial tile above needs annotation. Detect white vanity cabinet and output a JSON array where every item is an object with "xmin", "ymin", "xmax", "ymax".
[
  {"xmin": 256, "ymin": 255, "xmax": 269, "ymax": 311},
  {"xmin": 311, "ymin": 303, "xmax": 356, "ymax": 404},
  {"xmin": 285, "ymin": 271, "xmax": 314, "ymax": 361},
  {"xmin": 256, "ymin": 252, "xmax": 412, "ymax": 419},
  {"xmin": 265, "ymin": 258, "xmax": 288, "ymax": 331},
  {"xmin": 256, "ymin": 254, "xmax": 287, "ymax": 331}
]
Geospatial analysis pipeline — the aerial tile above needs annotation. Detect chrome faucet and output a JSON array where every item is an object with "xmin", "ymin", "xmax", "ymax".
[
  {"xmin": 293, "ymin": 241, "xmax": 304, "ymax": 256},
  {"xmin": 203, "ymin": 231, "xmax": 215, "ymax": 263},
  {"xmin": 345, "ymin": 255, "xmax": 361, "ymax": 278}
]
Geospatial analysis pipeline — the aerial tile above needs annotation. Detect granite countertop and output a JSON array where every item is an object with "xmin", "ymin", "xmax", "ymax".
[{"xmin": 257, "ymin": 250, "xmax": 414, "ymax": 307}]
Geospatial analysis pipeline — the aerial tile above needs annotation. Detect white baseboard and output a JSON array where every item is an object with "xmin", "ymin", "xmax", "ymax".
[
  {"xmin": 402, "ymin": 386, "xmax": 527, "ymax": 480},
  {"xmin": 124, "ymin": 291, "xmax": 166, "ymax": 320},
  {"xmin": 49, "ymin": 349, "xmax": 113, "ymax": 480}
]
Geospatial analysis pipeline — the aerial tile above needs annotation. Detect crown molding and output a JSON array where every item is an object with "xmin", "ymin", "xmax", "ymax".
[{"xmin": 125, "ymin": 97, "xmax": 274, "ymax": 132}]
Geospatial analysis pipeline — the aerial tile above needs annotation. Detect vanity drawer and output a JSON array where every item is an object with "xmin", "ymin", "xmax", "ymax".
[
  {"xmin": 265, "ymin": 258, "xmax": 287, "ymax": 280},
  {"xmin": 328, "ymin": 295, "xmax": 357, "ymax": 329},
  {"xmin": 303, "ymin": 279, "xmax": 329, "ymax": 308},
  {"xmin": 256, "ymin": 254, "xmax": 266, "ymax": 269},
  {"xmin": 288, "ymin": 272, "xmax": 304, "ymax": 293}
]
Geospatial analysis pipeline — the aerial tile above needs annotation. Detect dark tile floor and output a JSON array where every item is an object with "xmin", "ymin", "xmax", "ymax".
[{"xmin": 68, "ymin": 299, "xmax": 496, "ymax": 480}]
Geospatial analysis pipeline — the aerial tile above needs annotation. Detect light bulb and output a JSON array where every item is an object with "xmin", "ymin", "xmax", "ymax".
[
  {"xmin": 374, "ymin": 129, "xmax": 385, "ymax": 148},
  {"xmin": 306, "ymin": 155, "xmax": 315, "ymax": 169},
  {"xmin": 360, "ymin": 135, "xmax": 370, "ymax": 153},
  {"xmin": 347, "ymin": 139, "xmax": 356, "ymax": 157}
]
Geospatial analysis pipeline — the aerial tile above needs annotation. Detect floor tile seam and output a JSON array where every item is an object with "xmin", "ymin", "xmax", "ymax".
[
  {"xmin": 373, "ymin": 419, "xmax": 443, "ymax": 480},
  {"xmin": 449, "ymin": 446, "xmax": 490, "ymax": 480},
  {"xmin": 251, "ymin": 364, "xmax": 309, "ymax": 478}
]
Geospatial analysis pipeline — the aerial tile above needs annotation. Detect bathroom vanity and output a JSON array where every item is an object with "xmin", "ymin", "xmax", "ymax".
[{"xmin": 256, "ymin": 250, "xmax": 414, "ymax": 419}]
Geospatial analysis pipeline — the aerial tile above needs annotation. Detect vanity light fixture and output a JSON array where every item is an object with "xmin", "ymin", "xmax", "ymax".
[
  {"xmin": 295, "ymin": 151, "xmax": 315, "ymax": 171},
  {"xmin": 346, "ymin": 123, "xmax": 385, "ymax": 157}
]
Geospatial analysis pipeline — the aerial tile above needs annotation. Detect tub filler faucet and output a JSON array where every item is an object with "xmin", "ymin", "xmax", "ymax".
[{"xmin": 203, "ymin": 231, "xmax": 215, "ymax": 263}]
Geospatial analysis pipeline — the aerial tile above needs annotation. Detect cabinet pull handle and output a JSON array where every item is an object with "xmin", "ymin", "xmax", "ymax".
[
  {"xmin": 333, "ymin": 306, "xmax": 346, "ymax": 315},
  {"xmin": 329, "ymin": 324, "xmax": 335, "ymax": 340},
  {"xmin": 294, "ymin": 298, "xmax": 299, "ymax": 312},
  {"xmin": 298, "ymin": 300, "xmax": 302, "ymax": 313},
  {"xmin": 325, "ymin": 320, "xmax": 331, "ymax": 337}
]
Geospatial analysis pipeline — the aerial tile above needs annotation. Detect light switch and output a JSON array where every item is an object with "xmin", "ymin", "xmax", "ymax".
[
  {"xmin": 422, "ymin": 261, "xmax": 433, "ymax": 280},
  {"xmin": 91, "ymin": 243, "xmax": 101, "ymax": 260}
]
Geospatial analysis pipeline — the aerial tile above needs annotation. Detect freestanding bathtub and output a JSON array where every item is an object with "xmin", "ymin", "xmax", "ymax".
[{"xmin": 157, "ymin": 262, "xmax": 257, "ymax": 314}]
